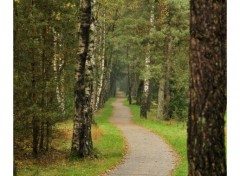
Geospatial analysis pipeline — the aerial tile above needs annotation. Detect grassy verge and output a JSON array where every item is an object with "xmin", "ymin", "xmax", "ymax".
[
  {"xmin": 125, "ymin": 100, "xmax": 187, "ymax": 176},
  {"xmin": 17, "ymin": 98, "xmax": 125, "ymax": 176}
]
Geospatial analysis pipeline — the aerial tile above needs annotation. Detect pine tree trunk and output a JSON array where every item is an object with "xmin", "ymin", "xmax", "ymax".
[
  {"xmin": 31, "ymin": 47, "xmax": 39, "ymax": 157},
  {"xmin": 40, "ymin": 28, "xmax": 46, "ymax": 152},
  {"xmin": 127, "ymin": 47, "xmax": 132, "ymax": 105},
  {"xmin": 136, "ymin": 80, "xmax": 144, "ymax": 105},
  {"xmin": 46, "ymin": 121, "xmax": 51, "ymax": 151},
  {"xmin": 157, "ymin": 78, "xmax": 165, "ymax": 119},
  {"xmin": 39, "ymin": 122, "xmax": 44, "ymax": 151},
  {"xmin": 147, "ymin": 80, "xmax": 152, "ymax": 111},
  {"xmin": 71, "ymin": 0, "xmax": 93, "ymax": 158},
  {"xmin": 164, "ymin": 35, "xmax": 172, "ymax": 119},
  {"xmin": 128, "ymin": 67, "xmax": 132, "ymax": 105},
  {"xmin": 187, "ymin": 0, "xmax": 226, "ymax": 175},
  {"xmin": 30, "ymin": 0, "xmax": 40, "ymax": 158}
]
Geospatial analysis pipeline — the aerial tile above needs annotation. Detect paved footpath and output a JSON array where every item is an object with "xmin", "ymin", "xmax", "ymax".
[{"xmin": 104, "ymin": 95, "xmax": 177, "ymax": 176}]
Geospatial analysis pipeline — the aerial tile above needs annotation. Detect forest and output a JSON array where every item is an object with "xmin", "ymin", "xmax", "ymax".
[{"xmin": 12, "ymin": 0, "xmax": 226, "ymax": 175}]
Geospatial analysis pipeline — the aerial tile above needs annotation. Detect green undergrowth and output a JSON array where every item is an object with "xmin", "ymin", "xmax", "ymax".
[
  {"xmin": 17, "ymin": 98, "xmax": 125, "ymax": 176},
  {"xmin": 124, "ymin": 100, "xmax": 187, "ymax": 176}
]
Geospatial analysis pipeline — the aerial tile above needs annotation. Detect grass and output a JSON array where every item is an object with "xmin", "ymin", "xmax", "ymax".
[
  {"xmin": 17, "ymin": 98, "xmax": 125, "ymax": 176},
  {"xmin": 124, "ymin": 100, "xmax": 188, "ymax": 176}
]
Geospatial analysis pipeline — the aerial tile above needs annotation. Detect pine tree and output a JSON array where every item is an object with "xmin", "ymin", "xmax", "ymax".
[{"xmin": 187, "ymin": 0, "xmax": 226, "ymax": 175}]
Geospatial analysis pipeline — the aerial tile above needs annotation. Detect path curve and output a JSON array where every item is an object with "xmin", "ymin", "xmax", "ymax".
[{"xmin": 104, "ymin": 94, "xmax": 177, "ymax": 176}]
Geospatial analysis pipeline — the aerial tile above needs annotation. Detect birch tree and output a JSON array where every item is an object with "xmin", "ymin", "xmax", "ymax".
[
  {"xmin": 140, "ymin": 1, "xmax": 155, "ymax": 118},
  {"xmin": 71, "ymin": 0, "xmax": 93, "ymax": 157}
]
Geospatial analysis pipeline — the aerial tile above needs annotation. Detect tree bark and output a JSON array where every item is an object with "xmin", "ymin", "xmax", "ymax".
[
  {"xmin": 140, "ymin": 2, "xmax": 155, "ymax": 118},
  {"xmin": 127, "ymin": 47, "xmax": 132, "ymax": 105},
  {"xmin": 95, "ymin": 8, "xmax": 106, "ymax": 110},
  {"xmin": 136, "ymin": 80, "xmax": 144, "ymax": 105},
  {"xmin": 30, "ymin": 0, "xmax": 40, "ymax": 158},
  {"xmin": 157, "ymin": 78, "xmax": 165, "ymax": 119},
  {"xmin": 46, "ymin": 121, "xmax": 51, "ymax": 151},
  {"xmin": 164, "ymin": 35, "xmax": 173, "ymax": 119},
  {"xmin": 188, "ymin": 0, "xmax": 226, "ymax": 175},
  {"xmin": 71, "ymin": 0, "xmax": 93, "ymax": 158}
]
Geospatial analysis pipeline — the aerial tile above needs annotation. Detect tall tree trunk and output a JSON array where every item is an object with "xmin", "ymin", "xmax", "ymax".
[
  {"xmin": 136, "ymin": 80, "xmax": 144, "ymax": 105},
  {"xmin": 157, "ymin": 78, "xmax": 165, "ymax": 119},
  {"xmin": 95, "ymin": 8, "xmax": 106, "ymax": 110},
  {"xmin": 90, "ymin": 0, "xmax": 98, "ymax": 113},
  {"xmin": 127, "ymin": 47, "xmax": 132, "ymax": 105},
  {"xmin": 187, "ymin": 0, "xmax": 226, "ymax": 175},
  {"xmin": 31, "ymin": 0, "xmax": 40, "ymax": 158},
  {"xmin": 31, "ymin": 49, "xmax": 39, "ymax": 157},
  {"xmin": 164, "ymin": 35, "xmax": 172, "ymax": 119},
  {"xmin": 140, "ymin": 2, "xmax": 155, "ymax": 118},
  {"xmin": 39, "ymin": 27, "xmax": 46, "ymax": 152},
  {"xmin": 71, "ymin": 0, "xmax": 93, "ymax": 158},
  {"xmin": 147, "ymin": 80, "xmax": 152, "ymax": 111},
  {"xmin": 140, "ymin": 77, "xmax": 149, "ymax": 118},
  {"xmin": 39, "ymin": 122, "xmax": 44, "ymax": 151},
  {"xmin": 53, "ymin": 28, "xmax": 65, "ymax": 115},
  {"xmin": 46, "ymin": 121, "xmax": 51, "ymax": 151}
]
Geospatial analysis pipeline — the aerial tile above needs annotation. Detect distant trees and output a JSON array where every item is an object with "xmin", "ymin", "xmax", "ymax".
[
  {"xmin": 110, "ymin": 0, "xmax": 189, "ymax": 120},
  {"xmin": 187, "ymin": 0, "xmax": 226, "ymax": 175}
]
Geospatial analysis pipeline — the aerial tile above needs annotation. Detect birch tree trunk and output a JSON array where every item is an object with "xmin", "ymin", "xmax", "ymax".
[
  {"xmin": 90, "ymin": 0, "xmax": 98, "ymax": 113},
  {"xmin": 187, "ymin": 0, "xmax": 226, "ymax": 175},
  {"xmin": 140, "ymin": 2, "xmax": 155, "ymax": 118},
  {"xmin": 71, "ymin": 0, "xmax": 93, "ymax": 158},
  {"xmin": 53, "ymin": 28, "xmax": 65, "ymax": 115},
  {"xmin": 96, "ymin": 8, "xmax": 106, "ymax": 110}
]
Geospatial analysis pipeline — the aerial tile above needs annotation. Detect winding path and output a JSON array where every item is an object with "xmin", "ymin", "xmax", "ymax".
[{"xmin": 104, "ymin": 93, "xmax": 177, "ymax": 176}]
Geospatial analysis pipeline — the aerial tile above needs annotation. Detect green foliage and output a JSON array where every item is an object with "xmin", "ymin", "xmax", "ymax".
[
  {"xmin": 126, "ymin": 101, "xmax": 188, "ymax": 176},
  {"xmin": 17, "ymin": 98, "xmax": 125, "ymax": 176},
  {"xmin": 103, "ymin": 0, "xmax": 190, "ymax": 120},
  {"xmin": 14, "ymin": 0, "xmax": 77, "ymax": 158}
]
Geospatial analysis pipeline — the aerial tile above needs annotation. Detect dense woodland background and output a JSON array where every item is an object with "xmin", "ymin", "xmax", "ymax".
[
  {"xmin": 12, "ymin": 0, "xmax": 227, "ymax": 175},
  {"xmin": 14, "ymin": 0, "xmax": 189, "ymax": 159}
]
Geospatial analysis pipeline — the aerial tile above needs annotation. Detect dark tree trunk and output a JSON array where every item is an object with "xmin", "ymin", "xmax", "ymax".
[
  {"xmin": 127, "ymin": 46, "xmax": 132, "ymax": 104},
  {"xmin": 146, "ymin": 80, "xmax": 152, "ymax": 111},
  {"xmin": 164, "ymin": 35, "xmax": 173, "ymax": 119},
  {"xmin": 140, "ymin": 101, "xmax": 147, "ymax": 118},
  {"xmin": 39, "ymin": 29, "xmax": 46, "ymax": 152},
  {"xmin": 187, "ymin": 0, "xmax": 226, "ymax": 175},
  {"xmin": 39, "ymin": 122, "xmax": 44, "ymax": 151},
  {"xmin": 31, "ymin": 0, "xmax": 40, "ymax": 158},
  {"xmin": 128, "ymin": 65, "xmax": 132, "ymax": 105},
  {"xmin": 71, "ymin": 0, "xmax": 93, "ymax": 158},
  {"xmin": 46, "ymin": 121, "xmax": 51, "ymax": 151},
  {"xmin": 136, "ymin": 80, "xmax": 144, "ymax": 105},
  {"xmin": 109, "ymin": 71, "xmax": 116, "ymax": 97},
  {"xmin": 31, "ymin": 47, "xmax": 39, "ymax": 157}
]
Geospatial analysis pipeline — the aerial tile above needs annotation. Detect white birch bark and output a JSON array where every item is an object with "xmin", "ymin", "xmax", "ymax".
[
  {"xmin": 53, "ymin": 28, "xmax": 65, "ymax": 114},
  {"xmin": 141, "ymin": 3, "xmax": 155, "ymax": 118},
  {"xmin": 95, "ymin": 9, "xmax": 106, "ymax": 110}
]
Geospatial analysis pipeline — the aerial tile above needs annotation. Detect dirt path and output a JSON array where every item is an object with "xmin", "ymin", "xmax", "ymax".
[{"xmin": 104, "ymin": 94, "xmax": 177, "ymax": 176}]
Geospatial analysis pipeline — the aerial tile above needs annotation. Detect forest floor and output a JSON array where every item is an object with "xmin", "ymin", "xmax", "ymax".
[{"xmin": 104, "ymin": 93, "xmax": 177, "ymax": 176}]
